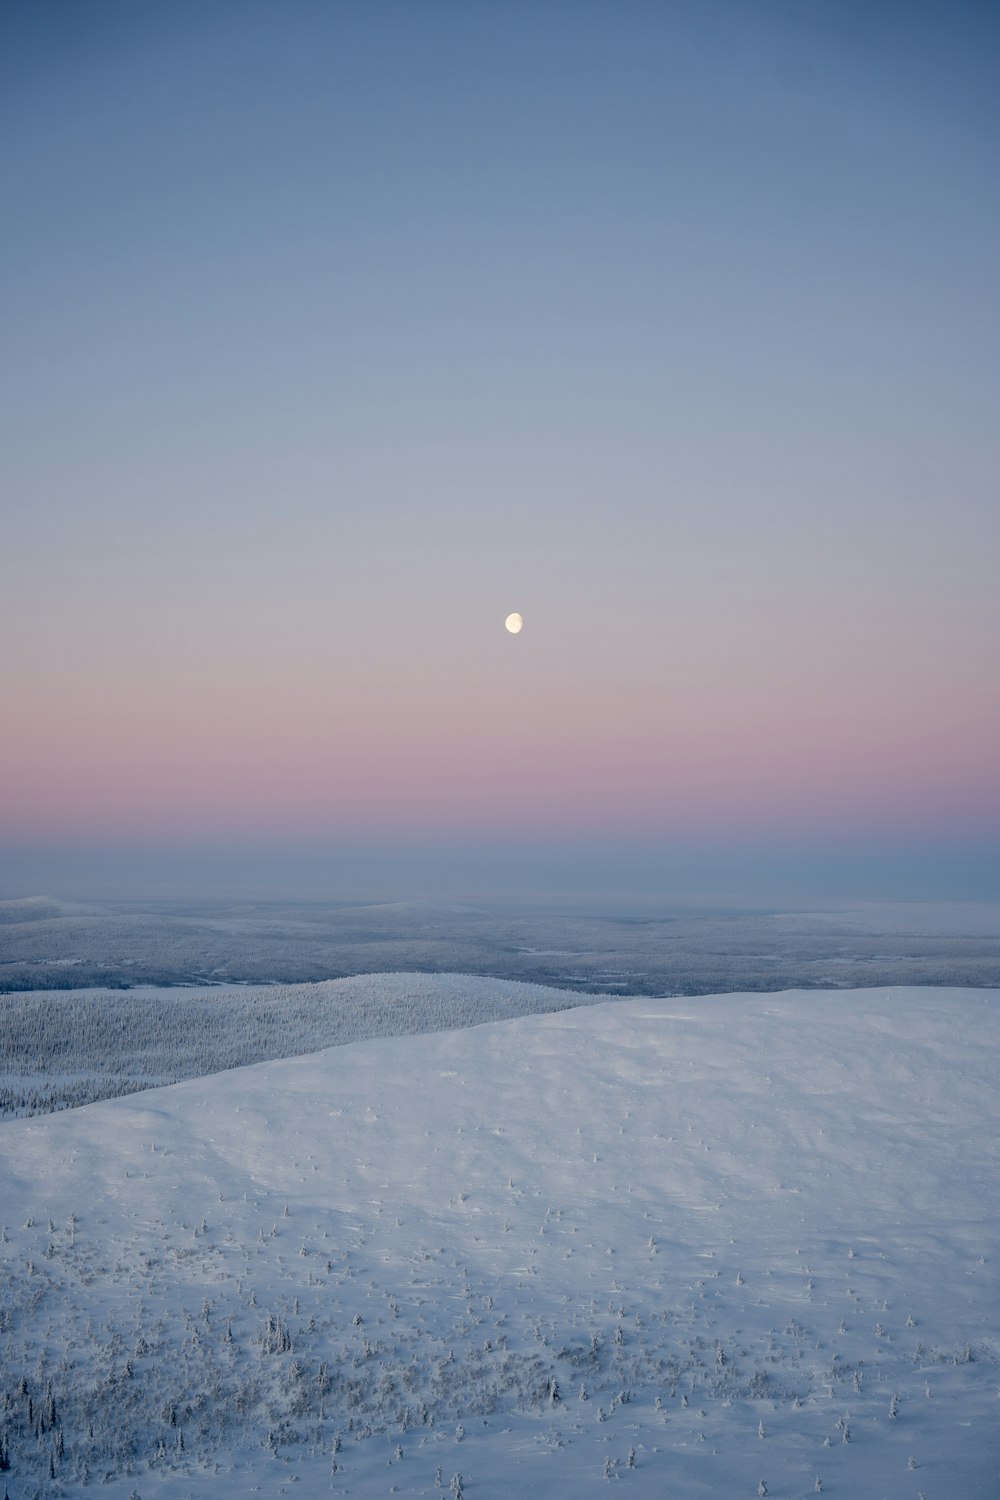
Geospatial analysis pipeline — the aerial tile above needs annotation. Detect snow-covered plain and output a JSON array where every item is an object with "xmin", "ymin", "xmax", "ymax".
[{"xmin": 1, "ymin": 981, "xmax": 998, "ymax": 1498}]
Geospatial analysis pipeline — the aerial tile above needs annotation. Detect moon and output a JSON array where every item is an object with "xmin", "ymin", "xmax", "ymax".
[{"xmin": 505, "ymin": 612, "xmax": 523, "ymax": 634}]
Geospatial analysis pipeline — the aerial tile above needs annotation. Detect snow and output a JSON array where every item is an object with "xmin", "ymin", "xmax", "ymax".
[
  {"xmin": 0, "ymin": 973, "xmax": 620, "ymax": 1119},
  {"xmin": 1, "ymin": 981, "xmax": 998, "ymax": 1497}
]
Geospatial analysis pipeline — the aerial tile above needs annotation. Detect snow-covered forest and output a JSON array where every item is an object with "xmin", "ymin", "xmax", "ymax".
[{"xmin": 1, "ymin": 982, "xmax": 997, "ymax": 1497}]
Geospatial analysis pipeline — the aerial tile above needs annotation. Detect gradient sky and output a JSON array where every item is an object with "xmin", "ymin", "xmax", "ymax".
[{"xmin": 2, "ymin": 1, "xmax": 999, "ymax": 901}]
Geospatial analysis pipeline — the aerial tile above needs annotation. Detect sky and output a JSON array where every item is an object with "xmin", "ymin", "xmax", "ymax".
[{"xmin": 2, "ymin": 0, "xmax": 998, "ymax": 902}]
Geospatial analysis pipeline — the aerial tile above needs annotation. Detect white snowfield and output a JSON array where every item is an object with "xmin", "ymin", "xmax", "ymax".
[{"xmin": 1, "ymin": 981, "xmax": 998, "ymax": 1498}]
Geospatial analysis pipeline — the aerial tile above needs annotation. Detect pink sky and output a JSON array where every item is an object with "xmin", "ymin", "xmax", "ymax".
[
  {"xmin": 5, "ymin": 560, "xmax": 997, "ymax": 850},
  {"xmin": 3, "ymin": 3, "xmax": 998, "ymax": 897}
]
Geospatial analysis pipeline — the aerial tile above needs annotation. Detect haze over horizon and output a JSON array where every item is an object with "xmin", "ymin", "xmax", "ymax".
[{"xmin": 3, "ymin": 1, "xmax": 998, "ymax": 904}]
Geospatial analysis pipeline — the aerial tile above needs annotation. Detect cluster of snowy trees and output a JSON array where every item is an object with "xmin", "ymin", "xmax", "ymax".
[{"xmin": 1, "ymin": 1200, "xmax": 977, "ymax": 1496}]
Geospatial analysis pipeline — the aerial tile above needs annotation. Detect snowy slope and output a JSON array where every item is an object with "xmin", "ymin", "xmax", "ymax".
[
  {"xmin": 1, "ymin": 972, "xmax": 622, "ymax": 1118},
  {"xmin": 1, "ymin": 985, "xmax": 998, "ymax": 1498}
]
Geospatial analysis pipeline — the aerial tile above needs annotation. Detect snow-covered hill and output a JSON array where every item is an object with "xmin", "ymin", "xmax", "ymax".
[
  {"xmin": 0, "ymin": 973, "xmax": 621, "ymax": 1118},
  {"xmin": 1, "ymin": 984, "xmax": 998, "ymax": 1497}
]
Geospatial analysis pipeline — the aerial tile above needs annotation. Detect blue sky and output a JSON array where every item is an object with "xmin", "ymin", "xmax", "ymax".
[{"xmin": 2, "ymin": 1, "xmax": 998, "ymax": 900}]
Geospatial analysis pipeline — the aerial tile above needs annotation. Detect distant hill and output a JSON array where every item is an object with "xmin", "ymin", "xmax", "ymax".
[{"xmin": 0, "ymin": 971, "xmax": 618, "ymax": 1118}]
